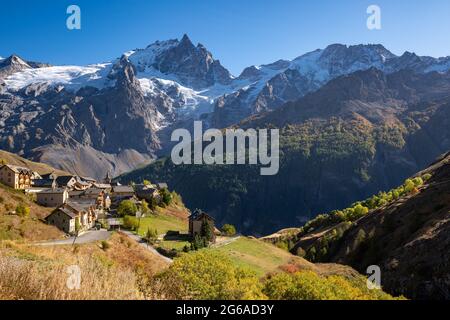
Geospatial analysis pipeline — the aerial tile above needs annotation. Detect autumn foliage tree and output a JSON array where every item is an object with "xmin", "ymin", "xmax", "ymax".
[{"xmin": 154, "ymin": 250, "xmax": 265, "ymax": 300}]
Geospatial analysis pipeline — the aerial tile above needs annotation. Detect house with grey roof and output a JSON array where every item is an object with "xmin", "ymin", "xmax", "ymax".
[
  {"xmin": 45, "ymin": 207, "xmax": 78, "ymax": 234},
  {"xmin": 55, "ymin": 175, "xmax": 77, "ymax": 189},
  {"xmin": 36, "ymin": 188, "xmax": 69, "ymax": 207},
  {"xmin": 134, "ymin": 184, "xmax": 160, "ymax": 203},
  {"xmin": 46, "ymin": 199, "xmax": 98, "ymax": 235},
  {"xmin": 69, "ymin": 188, "xmax": 111, "ymax": 209},
  {"xmin": 111, "ymin": 185, "xmax": 135, "ymax": 199}
]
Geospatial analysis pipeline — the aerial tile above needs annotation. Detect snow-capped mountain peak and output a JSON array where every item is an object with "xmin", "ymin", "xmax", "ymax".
[
  {"xmin": 1, "ymin": 40, "xmax": 450, "ymax": 180},
  {"xmin": 127, "ymin": 38, "xmax": 180, "ymax": 71},
  {"xmin": 127, "ymin": 34, "xmax": 233, "ymax": 90},
  {"xmin": 2, "ymin": 41, "xmax": 450, "ymax": 132},
  {"xmin": 0, "ymin": 54, "xmax": 31, "ymax": 71}
]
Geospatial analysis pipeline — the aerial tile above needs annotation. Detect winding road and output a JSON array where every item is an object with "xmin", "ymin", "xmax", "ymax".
[
  {"xmin": 120, "ymin": 230, "xmax": 173, "ymax": 263},
  {"xmin": 33, "ymin": 229, "xmax": 173, "ymax": 263},
  {"xmin": 34, "ymin": 230, "xmax": 112, "ymax": 246}
]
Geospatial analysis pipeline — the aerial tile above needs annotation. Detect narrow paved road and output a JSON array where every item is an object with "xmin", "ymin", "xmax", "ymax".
[
  {"xmin": 121, "ymin": 230, "xmax": 173, "ymax": 263},
  {"xmin": 33, "ymin": 229, "xmax": 172, "ymax": 264},
  {"xmin": 34, "ymin": 230, "xmax": 112, "ymax": 246}
]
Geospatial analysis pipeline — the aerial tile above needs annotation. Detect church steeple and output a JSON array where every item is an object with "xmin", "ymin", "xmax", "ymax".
[{"xmin": 104, "ymin": 171, "xmax": 112, "ymax": 184}]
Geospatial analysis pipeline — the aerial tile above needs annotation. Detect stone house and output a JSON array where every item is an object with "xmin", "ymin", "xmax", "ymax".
[
  {"xmin": 69, "ymin": 188, "xmax": 111, "ymax": 209},
  {"xmin": 66, "ymin": 199, "xmax": 98, "ymax": 229},
  {"xmin": 45, "ymin": 199, "xmax": 97, "ymax": 235},
  {"xmin": 0, "ymin": 164, "xmax": 38, "ymax": 189},
  {"xmin": 55, "ymin": 175, "xmax": 77, "ymax": 189},
  {"xmin": 45, "ymin": 206, "xmax": 78, "ymax": 234},
  {"xmin": 111, "ymin": 185, "xmax": 135, "ymax": 199},
  {"xmin": 36, "ymin": 188, "xmax": 69, "ymax": 207},
  {"xmin": 188, "ymin": 209, "xmax": 216, "ymax": 243},
  {"xmin": 135, "ymin": 184, "xmax": 160, "ymax": 203}
]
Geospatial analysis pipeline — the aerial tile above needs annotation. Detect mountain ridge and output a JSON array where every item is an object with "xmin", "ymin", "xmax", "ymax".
[{"xmin": 1, "ymin": 37, "xmax": 450, "ymax": 180}]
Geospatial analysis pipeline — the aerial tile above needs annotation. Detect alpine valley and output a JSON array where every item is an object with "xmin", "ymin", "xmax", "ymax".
[{"xmin": 2, "ymin": 35, "xmax": 450, "ymax": 234}]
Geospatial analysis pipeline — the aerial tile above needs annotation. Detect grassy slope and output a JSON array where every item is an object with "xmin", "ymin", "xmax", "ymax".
[
  {"xmin": 212, "ymin": 237, "xmax": 296, "ymax": 277},
  {"xmin": 0, "ymin": 149, "xmax": 69, "ymax": 175},
  {"xmin": 0, "ymin": 150, "xmax": 70, "ymax": 241},
  {"xmin": 137, "ymin": 212, "xmax": 187, "ymax": 236},
  {"xmin": 137, "ymin": 201, "xmax": 189, "ymax": 236},
  {"xmin": 136, "ymin": 202, "xmax": 190, "ymax": 251},
  {"xmin": 0, "ymin": 232, "xmax": 170, "ymax": 299},
  {"xmin": 0, "ymin": 183, "xmax": 63, "ymax": 241},
  {"xmin": 210, "ymin": 237, "xmax": 359, "ymax": 279}
]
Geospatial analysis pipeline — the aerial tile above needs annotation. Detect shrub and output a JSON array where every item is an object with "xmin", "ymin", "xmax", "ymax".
[
  {"xmin": 404, "ymin": 179, "xmax": 415, "ymax": 193},
  {"xmin": 422, "ymin": 173, "xmax": 432, "ymax": 181},
  {"xmin": 201, "ymin": 219, "xmax": 214, "ymax": 243},
  {"xmin": 263, "ymin": 271, "xmax": 397, "ymax": 300},
  {"xmin": 159, "ymin": 188, "xmax": 172, "ymax": 206},
  {"xmin": 100, "ymin": 219, "xmax": 109, "ymax": 230},
  {"xmin": 171, "ymin": 191, "xmax": 183, "ymax": 205},
  {"xmin": 296, "ymin": 247, "xmax": 306, "ymax": 258},
  {"xmin": 350, "ymin": 204, "xmax": 369, "ymax": 220},
  {"xmin": 190, "ymin": 234, "xmax": 207, "ymax": 251},
  {"xmin": 275, "ymin": 241, "xmax": 289, "ymax": 251},
  {"xmin": 15, "ymin": 204, "xmax": 30, "ymax": 217},
  {"xmin": 4, "ymin": 203, "xmax": 13, "ymax": 212},
  {"xmin": 75, "ymin": 219, "xmax": 81, "ymax": 233},
  {"xmin": 145, "ymin": 228, "xmax": 158, "ymax": 244},
  {"xmin": 141, "ymin": 200, "xmax": 150, "ymax": 215},
  {"xmin": 154, "ymin": 250, "xmax": 265, "ymax": 299},
  {"xmin": 101, "ymin": 240, "xmax": 110, "ymax": 251},
  {"xmin": 123, "ymin": 215, "xmax": 139, "ymax": 231},
  {"xmin": 221, "ymin": 224, "xmax": 236, "ymax": 236},
  {"xmin": 412, "ymin": 177, "xmax": 424, "ymax": 187},
  {"xmin": 117, "ymin": 200, "xmax": 137, "ymax": 217},
  {"xmin": 306, "ymin": 246, "xmax": 317, "ymax": 261}
]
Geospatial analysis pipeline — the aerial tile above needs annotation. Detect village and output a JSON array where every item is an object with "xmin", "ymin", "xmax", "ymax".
[{"xmin": 0, "ymin": 163, "xmax": 220, "ymax": 247}]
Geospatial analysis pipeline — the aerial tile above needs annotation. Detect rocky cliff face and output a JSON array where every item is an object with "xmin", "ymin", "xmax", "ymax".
[
  {"xmin": 338, "ymin": 155, "xmax": 450, "ymax": 300},
  {"xmin": 128, "ymin": 34, "xmax": 232, "ymax": 90},
  {"xmin": 293, "ymin": 152, "xmax": 450, "ymax": 300},
  {"xmin": 1, "ymin": 38, "xmax": 450, "ymax": 179},
  {"xmin": 212, "ymin": 44, "xmax": 450, "ymax": 127},
  {"xmin": 0, "ymin": 55, "xmax": 159, "ymax": 178}
]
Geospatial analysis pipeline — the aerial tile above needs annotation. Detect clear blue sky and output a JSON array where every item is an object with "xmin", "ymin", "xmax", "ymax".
[{"xmin": 1, "ymin": 0, "xmax": 449, "ymax": 75}]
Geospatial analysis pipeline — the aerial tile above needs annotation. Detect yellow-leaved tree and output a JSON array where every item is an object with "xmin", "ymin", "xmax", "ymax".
[{"xmin": 153, "ymin": 250, "xmax": 265, "ymax": 300}]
